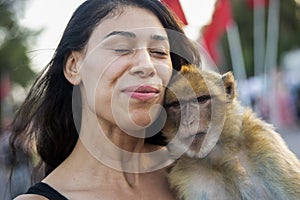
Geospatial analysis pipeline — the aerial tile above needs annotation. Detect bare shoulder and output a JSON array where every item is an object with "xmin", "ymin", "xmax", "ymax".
[{"xmin": 14, "ymin": 194, "xmax": 48, "ymax": 200}]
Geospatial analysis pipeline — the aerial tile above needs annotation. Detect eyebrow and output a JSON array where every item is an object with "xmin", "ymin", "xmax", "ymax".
[
  {"xmin": 151, "ymin": 34, "xmax": 168, "ymax": 41},
  {"xmin": 104, "ymin": 31, "xmax": 168, "ymax": 41},
  {"xmin": 104, "ymin": 31, "xmax": 136, "ymax": 39}
]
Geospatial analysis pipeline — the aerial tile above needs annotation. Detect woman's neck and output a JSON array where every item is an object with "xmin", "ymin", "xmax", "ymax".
[
  {"xmin": 43, "ymin": 142, "xmax": 175, "ymax": 200},
  {"xmin": 46, "ymin": 105, "xmax": 171, "ymax": 190},
  {"xmin": 63, "ymin": 139, "xmax": 143, "ymax": 186}
]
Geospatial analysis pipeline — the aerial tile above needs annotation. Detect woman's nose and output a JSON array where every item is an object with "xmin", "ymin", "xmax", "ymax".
[{"xmin": 129, "ymin": 48, "xmax": 156, "ymax": 78}]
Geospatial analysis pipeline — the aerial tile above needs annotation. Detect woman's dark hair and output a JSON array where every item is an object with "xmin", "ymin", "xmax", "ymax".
[{"xmin": 10, "ymin": 0, "xmax": 201, "ymax": 179}]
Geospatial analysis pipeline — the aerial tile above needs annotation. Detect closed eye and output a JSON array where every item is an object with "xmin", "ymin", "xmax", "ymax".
[
  {"xmin": 149, "ymin": 48, "xmax": 169, "ymax": 57},
  {"xmin": 113, "ymin": 48, "xmax": 135, "ymax": 55}
]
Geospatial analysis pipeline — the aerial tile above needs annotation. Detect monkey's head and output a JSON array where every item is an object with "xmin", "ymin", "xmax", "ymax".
[{"xmin": 162, "ymin": 65, "xmax": 236, "ymax": 159}]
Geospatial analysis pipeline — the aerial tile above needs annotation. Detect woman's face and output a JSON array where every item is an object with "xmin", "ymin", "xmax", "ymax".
[{"xmin": 77, "ymin": 6, "xmax": 173, "ymax": 133}]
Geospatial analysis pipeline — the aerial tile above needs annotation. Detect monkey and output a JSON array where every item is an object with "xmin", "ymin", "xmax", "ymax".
[{"xmin": 162, "ymin": 65, "xmax": 300, "ymax": 200}]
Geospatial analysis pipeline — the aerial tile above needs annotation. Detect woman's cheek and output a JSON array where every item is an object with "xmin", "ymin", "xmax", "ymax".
[{"xmin": 160, "ymin": 64, "xmax": 173, "ymax": 85}]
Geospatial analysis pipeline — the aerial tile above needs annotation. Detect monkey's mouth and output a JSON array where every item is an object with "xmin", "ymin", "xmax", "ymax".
[
  {"xmin": 194, "ymin": 131, "xmax": 207, "ymax": 138},
  {"xmin": 181, "ymin": 131, "xmax": 207, "ymax": 146},
  {"xmin": 185, "ymin": 132, "xmax": 207, "ymax": 152}
]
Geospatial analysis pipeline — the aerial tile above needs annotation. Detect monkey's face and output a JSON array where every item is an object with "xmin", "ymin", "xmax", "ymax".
[{"xmin": 162, "ymin": 66, "xmax": 230, "ymax": 158}]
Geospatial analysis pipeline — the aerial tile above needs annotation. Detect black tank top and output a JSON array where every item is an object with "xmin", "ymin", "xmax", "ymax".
[{"xmin": 25, "ymin": 182, "xmax": 68, "ymax": 200}]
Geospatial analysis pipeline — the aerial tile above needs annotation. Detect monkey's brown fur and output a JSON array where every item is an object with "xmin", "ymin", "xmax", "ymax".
[{"xmin": 163, "ymin": 65, "xmax": 300, "ymax": 200}]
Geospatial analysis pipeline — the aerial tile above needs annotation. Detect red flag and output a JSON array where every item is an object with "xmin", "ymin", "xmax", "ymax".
[
  {"xmin": 0, "ymin": 73, "xmax": 11, "ymax": 101},
  {"xmin": 247, "ymin": 0, "xmax": 269, "ymax": 9},
  {"xmin": 161, "ymin": 0, "xmax": 188, "ymax": 25},
  {"xmin": 201, "ymin": 0, "xmax": 233, "ymax": 64}
]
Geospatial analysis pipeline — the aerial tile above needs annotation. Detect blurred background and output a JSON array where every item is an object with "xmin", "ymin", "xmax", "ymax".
[{"xmin": 0, "ymin": 0, "xmax": 300, "ymax": 198}]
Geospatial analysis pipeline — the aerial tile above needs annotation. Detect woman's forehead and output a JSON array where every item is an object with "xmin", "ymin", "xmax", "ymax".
[{"xmin": 89, "ymin": 7, "xmax": 167, "ymax": 42}]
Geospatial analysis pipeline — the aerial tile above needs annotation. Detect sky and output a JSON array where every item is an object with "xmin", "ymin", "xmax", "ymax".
[{"xmin": 20, "ymin": 0, "xmax": 216, "ymax": 72}]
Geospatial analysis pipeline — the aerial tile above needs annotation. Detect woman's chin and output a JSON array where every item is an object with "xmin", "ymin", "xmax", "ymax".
[
  {"xmin": 130, "ymin": 117, "xmax": 153, "ymax": 130},
  {"xmin": 113, "ymin": 117, "xmax": 152, "ymax": 137},
  {"xmin": 130, "ymin": 110, "xmax": 158, "ymax": 127}
]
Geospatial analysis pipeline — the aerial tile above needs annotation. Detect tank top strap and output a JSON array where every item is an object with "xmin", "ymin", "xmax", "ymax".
[{"xmin": 25, "ymin": 182, "xmax": 68, "ymax": 200}]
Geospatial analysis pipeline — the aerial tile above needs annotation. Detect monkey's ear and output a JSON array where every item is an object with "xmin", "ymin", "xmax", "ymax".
[{"xmin": 222, "ymin": 71, "xmax": 236, "ymax": 102}]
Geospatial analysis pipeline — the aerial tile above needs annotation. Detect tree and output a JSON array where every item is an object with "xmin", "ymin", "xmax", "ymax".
[
  {"xmin": 0, "ymin": 0, "xmax": 39, "ymax": 128},
  {"xmin": 0, "ymin": 0, "xmax": 38, "ymax": 86}
]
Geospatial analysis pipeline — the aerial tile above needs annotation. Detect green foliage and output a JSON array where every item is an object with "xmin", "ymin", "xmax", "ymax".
[
  {"xmin": 0, "ymin": 0, "xmax": 38, "ymax": 87},
  {"xmin": 279, "ymin": 0, "xmax": 300, "ymax": 51}
]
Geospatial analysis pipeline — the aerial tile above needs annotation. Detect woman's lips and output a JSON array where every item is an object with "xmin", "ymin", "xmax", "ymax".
[{"xmin": 123, "ymin": 85, "xmax": 159, "ymax": 101}]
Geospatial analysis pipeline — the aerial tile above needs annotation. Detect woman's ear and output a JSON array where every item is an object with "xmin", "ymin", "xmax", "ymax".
[{"xmin": 64, "ymin": 52, "xmax": 82, "ymax": 85}]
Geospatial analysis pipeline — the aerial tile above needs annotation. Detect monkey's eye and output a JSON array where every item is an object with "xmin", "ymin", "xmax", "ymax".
[
  {"xmin": 166, "ymin": 101, "xmax": 180, "ymax": 108},
  {"xmin": 197, "ymin": 95, "xmax": 211, "ymax": 104}
]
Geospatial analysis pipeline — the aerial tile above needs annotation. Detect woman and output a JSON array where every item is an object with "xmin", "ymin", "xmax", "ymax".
[{"xmin": 11, "ymin": 0, "xmax": 200, "ymax": 199}]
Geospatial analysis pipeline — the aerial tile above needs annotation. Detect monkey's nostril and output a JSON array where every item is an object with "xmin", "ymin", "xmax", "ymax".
[{"xmin": 182, "ymin": 119, "xmax": 195, "ymax": 127}]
